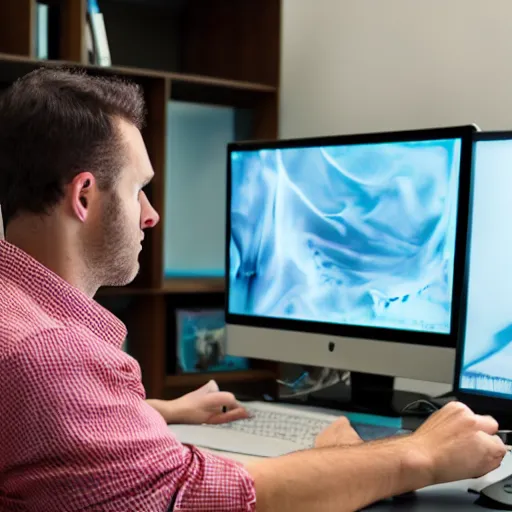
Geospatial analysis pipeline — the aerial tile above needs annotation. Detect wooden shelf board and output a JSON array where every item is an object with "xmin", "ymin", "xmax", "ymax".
[
  {"xmin": 0, "ymin": 52, "xmax": 162, "ymax": 82},
  {"xmin": 96, "ymin": 286, "xmax": 162, "ymax": 297},
  {"xmin": 0, "ymin": 52, "xmax": 276, "ymax": 95},
  {"xmin": 165, "ymin": 369, "xmax": 276, "ymax": 388},
  {"xmin": 168, "ymin": 72, "xmax": 275, "ymax": 93},
  {"xmin": 95, "ymin": 278, "xmax": 225, "ymax": 296},
  {"xmin": 87, "ymin": 62, "xmax": 169, "ymax": 80},
  {"xmin": 163, "ymin": 278, "xmax": 225, "ymax": 293}
]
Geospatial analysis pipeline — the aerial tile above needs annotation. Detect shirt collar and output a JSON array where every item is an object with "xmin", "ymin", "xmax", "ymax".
[{"xmin": 0, "ymin": 240, "xmax": 127, "ymax": 348}]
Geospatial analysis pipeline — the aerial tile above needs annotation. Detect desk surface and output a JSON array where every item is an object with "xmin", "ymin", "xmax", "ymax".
[
  {"xmin": 204, "ymin": 448, "xmax": 512, "ymax": 511},
  {"xmin": 365, "ymin": 482, "xmax": 499, "ymax": 511}
]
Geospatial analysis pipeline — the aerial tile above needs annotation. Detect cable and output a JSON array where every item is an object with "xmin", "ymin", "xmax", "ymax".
[
  {"xmin": 278, "ymin": 367, "xmax": 350, "ymax": 399},
  {"xmin": 400, "ymin": 398, "xmax": 441, "ymax": 415}
]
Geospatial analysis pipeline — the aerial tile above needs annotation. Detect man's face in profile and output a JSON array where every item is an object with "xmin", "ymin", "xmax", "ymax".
[{"xmin": 85, "ymin": 119, "xmax": 159, "ymax": 287}]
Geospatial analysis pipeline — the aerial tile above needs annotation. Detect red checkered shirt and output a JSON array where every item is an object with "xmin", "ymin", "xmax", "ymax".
[{"xmin": 0, "ymin": 240, "xmax": 256, "ymax": 511}]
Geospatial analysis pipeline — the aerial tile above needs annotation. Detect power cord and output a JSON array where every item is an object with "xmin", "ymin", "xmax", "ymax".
[
  {"xmin": 400, "ymin": 395, "xmax": 456, "ymax": 416},
  {"xmin": 400, "ymin": 398, "xmax": 441, "ymax": 415},
  {"xmin": 278, "ymin": 367, "xmax": 350, "ymax": 400}
]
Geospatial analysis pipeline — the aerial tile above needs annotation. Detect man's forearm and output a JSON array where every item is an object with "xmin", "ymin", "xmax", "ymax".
[
  {"xmin": 146, "ymin": 399, "xmax": 172, "ymax": 423},
  {"xmin": 246, "ymin": 436, "xmax": 433, "ymax": 512}
]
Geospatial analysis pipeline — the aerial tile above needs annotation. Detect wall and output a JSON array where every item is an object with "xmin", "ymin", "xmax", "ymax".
[
  {"xmin": 279, "ymin": 0, "xmax": 512, "ymax": 394},
  {"xmin": 280, "ymin": 0, "xmax": 512, "ymax": 138}
]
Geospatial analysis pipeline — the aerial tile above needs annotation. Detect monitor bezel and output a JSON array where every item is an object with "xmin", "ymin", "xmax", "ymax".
[
  {"xmin": 226, "ymin": 125, "xmax": 476, "ymax": 350},
  {"xmin": 453, "ymin": 130, "xmax": 512, "ymax": 413}
]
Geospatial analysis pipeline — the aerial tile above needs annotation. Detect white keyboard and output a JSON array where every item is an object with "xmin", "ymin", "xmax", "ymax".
[
  {"xmin": 169, "ymin": 401, "xmax": 405, "ymax": 458},
  {"xmin": 212, "ymin": 402, "xmax": 337, "ymax": 447}
]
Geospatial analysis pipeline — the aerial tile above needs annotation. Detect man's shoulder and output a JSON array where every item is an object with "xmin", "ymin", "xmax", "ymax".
[
  {"xmin": 1, "ymin": 326, "xmax": 76, "ymax": 359},
  {"xmin": 0, "ymin": 278, "xmax": 64, "ymax": 354},
  {"xmin": 0, "ymin": 326, "xmax": 100, "ymax": 399}
]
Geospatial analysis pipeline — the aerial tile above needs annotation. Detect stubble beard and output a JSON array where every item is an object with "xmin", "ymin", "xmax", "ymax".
[{"xmin": 87, "ymin": 193, "xmax": 140, "ymax": 288}]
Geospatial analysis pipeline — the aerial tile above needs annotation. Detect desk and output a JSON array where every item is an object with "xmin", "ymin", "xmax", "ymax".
[
  {"xmin": 203, "ymin": 447, "xmax": 512, "ymax": 511},
  {"xmin": 365, "ymin": 482, "xmax": 501, "ymax": 511}
]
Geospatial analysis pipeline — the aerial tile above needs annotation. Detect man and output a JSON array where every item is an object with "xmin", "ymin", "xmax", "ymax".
[{"xmin": 0, "ymin": 68, "xmax": 506, "ymax": 512}]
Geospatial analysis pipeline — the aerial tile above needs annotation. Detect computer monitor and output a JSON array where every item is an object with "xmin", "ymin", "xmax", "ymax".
[
  {"xmin": 454, "ymin": 132, "xmax": 512, "ymax": 418},
  {"xmin": 226, "ymin": 126, "xmax": 475, "ymax": 393}
]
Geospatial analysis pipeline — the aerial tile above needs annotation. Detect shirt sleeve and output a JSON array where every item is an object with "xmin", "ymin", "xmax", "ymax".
[
  {"xmin": 174, "ymin": 446, "xmax": 256, "ymax": 511},
  {"xmin": 9, "ymin": 328, "xmax": 256, "ymax": 512}
]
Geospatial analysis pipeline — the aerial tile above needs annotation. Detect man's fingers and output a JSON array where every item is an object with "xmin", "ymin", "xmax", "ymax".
[
  {"xmin": 486, "ymin": 435, "xmax": 508, "ymax": 474},
  {"xmin": 475, "ymin": 414, "xmax": 499, "ymax": 436},
  {"xmin": 490, "ymin": 434, "xmax": 508, "ymax": 457},
  {"xmin": 202, "ymin": 391, "xmax": 244, "ymax": 411},
  {"xmin": 208, "ymin": 407, "xmax": 251, "ymax": 425}
]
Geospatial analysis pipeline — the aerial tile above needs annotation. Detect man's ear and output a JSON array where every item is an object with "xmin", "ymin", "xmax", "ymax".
[{"xmin": 70, "ymin": 172, "xmax": 96, "ymax": 222}]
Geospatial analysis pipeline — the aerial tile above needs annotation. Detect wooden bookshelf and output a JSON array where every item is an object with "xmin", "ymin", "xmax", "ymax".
[{"xmin": 0, "ymin": 0, "xmax": 281, "ymax": 399}]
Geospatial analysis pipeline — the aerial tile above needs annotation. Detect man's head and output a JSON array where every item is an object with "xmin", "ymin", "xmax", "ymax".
[{"xmin": 0, "ymin": 67, "xmax": 159, "ymax": 293}]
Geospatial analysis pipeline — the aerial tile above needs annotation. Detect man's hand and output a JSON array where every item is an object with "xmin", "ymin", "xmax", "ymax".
[
  {"xmin": 315, "ymin": 416, "xmax": 363, "ymax": 448},
  {"xmin": 410, "ymin": 401, "xmax": 507, "ymax": 484},
  {"xmin": 148, "ymin": 380, "xmax": 250, "ymax": 425}
]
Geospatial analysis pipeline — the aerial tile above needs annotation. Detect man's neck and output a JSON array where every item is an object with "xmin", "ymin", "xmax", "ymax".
[{"xmin": 6, "ymin": 217, "xmax": 98, "ymax": 298}]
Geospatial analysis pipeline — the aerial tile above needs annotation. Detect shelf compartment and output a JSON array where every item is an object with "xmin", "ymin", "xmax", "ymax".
[{"xmin": 95, "ymin": 0, "xmax": 280, "ymax": 86}]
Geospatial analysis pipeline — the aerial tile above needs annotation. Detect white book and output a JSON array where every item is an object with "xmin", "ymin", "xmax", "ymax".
[
  {"xmin": 89, "ymin": 11, "xmax": 111, "ymax": 67},
  {"xmin": 35, "ymin": 3, "xmax": 49, "ymax": 60}
]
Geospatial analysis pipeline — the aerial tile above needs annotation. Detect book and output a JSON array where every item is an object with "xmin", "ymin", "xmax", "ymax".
[
  {"xmin": 35, "ymin": 2, "xmax": 49, "ymax": 60},
  {"xmin": 87, "ymin": 0, "xmax": 111, "ymax": 67}
]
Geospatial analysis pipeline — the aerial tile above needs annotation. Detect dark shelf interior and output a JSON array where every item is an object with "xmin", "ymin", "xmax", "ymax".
[{"xmin": 97, "ymin": 0, "xmax": 280, "ymax": 85}]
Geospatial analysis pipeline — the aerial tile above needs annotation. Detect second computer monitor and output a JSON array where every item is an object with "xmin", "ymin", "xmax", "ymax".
[
  {"xmin": 226, "ymin": 126, "xmax": 475, "ymax": 383},
  {"xmin": 456, "ymin": 132, "xmax": 512, "ymax": 401}
]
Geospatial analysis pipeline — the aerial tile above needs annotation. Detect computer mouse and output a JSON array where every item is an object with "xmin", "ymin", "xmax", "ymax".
[{"xmin": 479, "ymin": 474, "xmax": 512, "ymax": 510}]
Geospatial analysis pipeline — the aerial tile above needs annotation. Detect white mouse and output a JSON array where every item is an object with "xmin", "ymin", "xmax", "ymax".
[{"xmin": 480, "ymin": 474, "xmax": 512, "ymax": 509}]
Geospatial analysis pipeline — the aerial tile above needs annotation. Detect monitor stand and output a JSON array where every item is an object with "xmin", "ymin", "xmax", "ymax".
[
  {"xmin": 280, "ymin": 372, "xmax": 430, "ymax": 418},
  {"xmin": 350, "ymin": 373, "xmax": 432, "ymax": 416}
]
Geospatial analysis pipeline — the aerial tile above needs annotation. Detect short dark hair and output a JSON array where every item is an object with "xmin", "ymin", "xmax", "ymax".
[{"xmin": 0, "ymin": 67, "xmax": 145, "ymax": 225}]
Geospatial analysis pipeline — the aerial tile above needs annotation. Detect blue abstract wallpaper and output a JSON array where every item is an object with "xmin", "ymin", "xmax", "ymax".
[
  {"xmin": 229, "ymin": 139, "xmax": 462, "ymax": 334},
  {"xmin": 460, "ymin": 140, "xmax": 512, "ymax": 398}
]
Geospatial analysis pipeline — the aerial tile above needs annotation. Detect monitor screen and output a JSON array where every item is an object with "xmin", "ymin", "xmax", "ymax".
[
  {"xmin": 228, "ymin": 133, "xmax": 465, "ymax": 337},
  {"xmin": 459, "ymin": 136, "xmax": 512, "ymax": 399}
]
